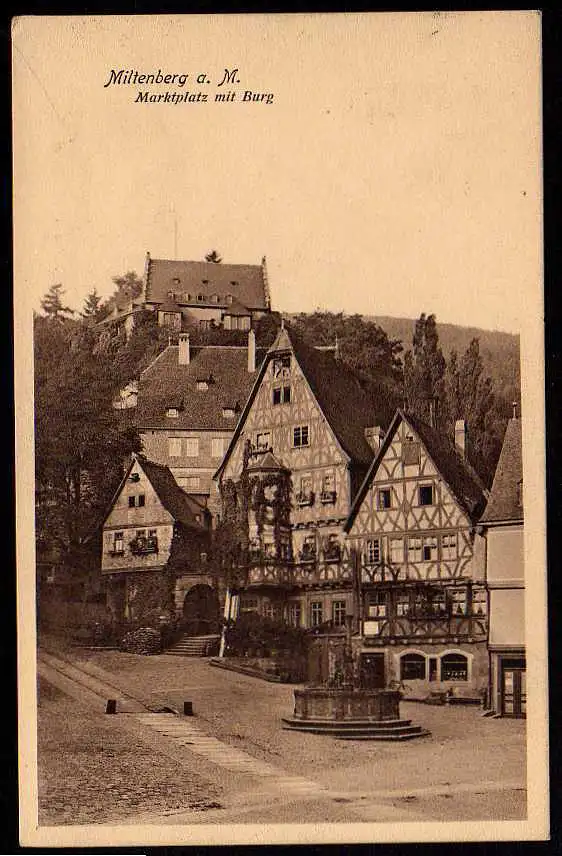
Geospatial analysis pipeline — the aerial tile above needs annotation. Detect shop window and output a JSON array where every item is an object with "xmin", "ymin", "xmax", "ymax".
[
  {"xmin": 441, "ymin": 653, "xmax": 468, "ymax": 681},
  {"xmin": 400, "ymin": 653, "xmax": 426, "ymax": 680}
]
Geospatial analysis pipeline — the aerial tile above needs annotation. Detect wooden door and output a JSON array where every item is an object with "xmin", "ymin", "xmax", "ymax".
[
  {"xmin": 360, "ymin": 653, "xmax": 385, "ymax": 689},
  {"xmin": 501, "ymin": 658, "xmax": 526, "ymax": 718}
]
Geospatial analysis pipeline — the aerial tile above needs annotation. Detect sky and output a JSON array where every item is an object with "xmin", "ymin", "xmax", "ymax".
[{"xmin": 13, "ymin": 12, "xmax": 542, "ymax": 333}]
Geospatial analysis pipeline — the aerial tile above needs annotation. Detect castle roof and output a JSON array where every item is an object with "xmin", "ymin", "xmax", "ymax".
[{"xmin": 145, "ymin": 256, "xmax": 269, "ymax": 311}]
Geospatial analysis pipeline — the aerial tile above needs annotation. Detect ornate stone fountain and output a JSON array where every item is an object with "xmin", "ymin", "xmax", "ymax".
[{"xmin": 282, "ymin": 618, "xmax": 430, "ymax": 741}]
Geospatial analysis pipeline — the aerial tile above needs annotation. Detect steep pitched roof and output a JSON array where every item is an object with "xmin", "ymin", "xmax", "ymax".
[
  {"xmin": 101, "ymin": 455, "xmax": 207, "ymax": 531},
  {"xmin": 145, "ymin": 256, "xmax": 269, "ymax": 310},
  {"xmin": 136, "ymin": 344, "xmax": 265, "ymax": 430},
  {"xmin": 480, "ymin": 418, "xmax": 523, "ymax": 524},
  {"xmin": 138, "ymin": 457, "xmax": 209, "ymax": 529},
  {"xmin": 346, "ymin": 409, "xmax": 488, "ymax": 530},
  {"xmin": 215, "ymin": 324, "xmax": 387, "ymax": 480}
]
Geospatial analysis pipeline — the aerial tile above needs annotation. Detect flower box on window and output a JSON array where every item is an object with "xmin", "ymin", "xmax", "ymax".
[
  {"xmin": 296, "ymin": 491, "xmax": 315, "ymax": 507},
  {"xmin": 320, "ymin": 490, "xmax": 337, "ymax": 505},
  {"xmin": 130, "ymin": 535, "xmax": 158, "ymax": 556},
  {"xmin": 108, "ymin": 548, "xmax": 125, "ymax": 557}
]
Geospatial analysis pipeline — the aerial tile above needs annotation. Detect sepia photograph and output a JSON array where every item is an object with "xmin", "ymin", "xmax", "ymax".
[{"xmin": 13, "ymin": 11, "xmax": 547, "ymax": 846}]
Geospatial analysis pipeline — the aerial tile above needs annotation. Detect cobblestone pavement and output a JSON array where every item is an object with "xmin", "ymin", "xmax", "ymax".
[
  {"xmin": 37, "ymin": 640, "xmax": 527, "ymax": 825},
  {"xmin": 37, "ymin": 679, "xmax": 223, "ymax": 825}
]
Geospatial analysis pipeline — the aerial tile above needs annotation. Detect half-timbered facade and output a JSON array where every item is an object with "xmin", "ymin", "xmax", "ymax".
[
  {"xmin": 345, "ymin": 410, "xmax": 488, "ymax": 699},
  {"xmin": 215, "ymin": 323, "xmax": 390, "ymax": 628}
]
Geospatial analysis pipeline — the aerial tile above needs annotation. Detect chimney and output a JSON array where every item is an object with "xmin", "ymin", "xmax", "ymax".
[
  {"xmin": 178, "ymin": 332, "xmax": 190, "ymax": 366},
  {"xmin": 512, "ymin": 401, "xmax": 518, "ymax": 419},
  {"xmin": 364, "ymin": 426, "xmax": 384, "ymax": 454},
  {"xmin": 455, "ymin": 419, "xmax": 468, "ymax": 458},
  {"xmin": 247, "ymin": 328, "xmax": 256, "ymax": 373}
]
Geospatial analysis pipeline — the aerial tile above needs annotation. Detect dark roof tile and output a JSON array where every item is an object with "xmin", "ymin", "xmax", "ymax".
[
  {"xmin": 145, "ymin": 257, "xmax": 268, "ymax": 310},
  {"xmin": 480, "ymin": 418, "xmax": 523, "ymax": 523}
]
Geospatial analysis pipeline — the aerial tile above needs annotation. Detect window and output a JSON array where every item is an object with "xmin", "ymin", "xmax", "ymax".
[
  {"xmin": 310, "ymin": 601, "xmax": 324, "ymax": 627},
  {"xmin": 240, "ymin": 596, "xmax": 259, "ymax": 613},
  {"xmin": 273, "ymin": 385, "xmax": 291, "ymax": 405},
  {"xmin": 396, "ymin": 592, "xmax": 410, "ymax": 616},
  {"xmin": 226, "ymin": 294, "xmax": 234, "ymax": 304},
  {"xmin": 324, "ymin": 534, "xmax": 341, "ymax": 562},
  {"xmin": 332, "ymin": 600, "xmax": 347, "ymax": 626},
  {"xmin": 401, "ymin": 653, "xmax": 426, "ymax": 680},
  {"xmin": 389, "ymin": 538, "xmax": 404, "ymax": 564},
  {"xmin": 300, "ymin": 535, "xmax": 316, "ymax": 562},
  {"xmin": 441, "ymin": 653, "xmax": 468, "ymax": 682},
  {"xmin": 128, "ymin": 495, "xmax": 135, "ymax": 508},
  {"xmin": 408, "ymin": 537, "xmax": 422, "ymax": 562},
  {"xmin": 288, "ymin": 602, "xmax": 302, "ymax": 627},
  {"xmin": 451, "ymin": 589, "xmax": 468, "ymax": 616},
  {"xmin": 377, "ymin": 488, "xmax": 392, "ymax": 510},
  {"xmin": 366, "ymin": 539, "xmax": 381, "ymax": 565},
  {"xmin": 419, "ymin": 484, "xmax": 434, "ymax": 506},
  {"xmin": 138, "ymin": 494, "xmax": 145, "ymax": 508},
  {"xmin": 367, "ymin": 591, "xmax": 387, "ymax": 618},
  {"xmin": 272, "ymin": 355, "xmax": 291, "ymax": 378},
  {"xmin": 169, "ymin": 438, "xmax": 182, "ymax": 457},
  {"xmin": 297, "ymin": 475, "xmax": 313, "ymax": 506},
  {"xmin": 422, "ymin": 536, "xmax": 438, "ymax": 561},
  {"xmin": 321, "ymin": 471, "xmax": 337, "ymax": 503},
  {"xmin": 166, "ymin": 407, "xmax": 179, "ymax": 418},
  {"xmin": 211, "ymin": 437, "xmax": 226, "ymax": 458},
  {"xmin": 293, "ymin": 425, "xmax": 310, "ymax": 447},
  {"xmin": 222, "ymin": 407, "xmax": 236, "ymax": 419},
  {"xmin": 256, "ymin": 431, "xmax": 271, "ymax": 451},
  {"xmin": 471, "ymin": 588, "xmax": 487, "ymax": 616},
  {"xmin": 196, "ymin": 380, "xmax": 209, "ymax": 391},
  {"xmin": 128, "ymin": 494, "xmax": 145, "ymax": 508},
  {"xmin": 185, "ymin": 438, "xmax": 199, "ymax": 457},
  {"xmin": 186, "ymin": 476, "xmax": 201, "ymax": 492},
  {"xmin": 112, "ymin": 532, "xmax": 124, "ymax": 554},
  {"xmin": 197, "ymin": 294, "xmax": 204, "ymax": 302},
  {"xmin": 442, "ymin": 534, "xmax": 457, "ymax": 561}
]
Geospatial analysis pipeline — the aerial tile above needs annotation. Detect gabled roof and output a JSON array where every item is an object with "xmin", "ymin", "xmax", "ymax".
[
  {"xmin": 215, "ymin": 324, "xmax": 387, "ymax": 480},
  {"xmin": 480, "ymin": 418, "xmax": 523, "ymax": 524},
  {"xmin": 247, "ymin": 450, "xmax": 288, "ymax": 473},
  {"xmin": 136, "ymin": 344, "xmax": 266, "ymax": 430},
  {"xmin": 145, "ymin": 256, "xmax": 269, "ymax": 310},
  {"xmin": 345, "ymin": 409, "xmax": 488, "ymax": 531},
  {"xmin": 222, "ymin": 297, "xmax": 251, "ymax": 316},
  {"xmin": 102, "ymin": 455, "xmax": 208, "ymax": 531}
]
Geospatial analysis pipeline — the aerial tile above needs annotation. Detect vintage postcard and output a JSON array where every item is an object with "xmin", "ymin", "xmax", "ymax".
[{"xmin": 14, "ymin": 11, "xmax": 548, "ymax": 846}]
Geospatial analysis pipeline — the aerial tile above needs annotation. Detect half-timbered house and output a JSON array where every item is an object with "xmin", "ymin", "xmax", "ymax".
[
  {"xmin": 344, "ymin": 410, "xmax": 489, "ymax": 699},
  {"xmin": 100, "ymin": 453, "xmax": 219, "ymax": 634},
  {"xmin": 214, "ymin": 323, "xmax": 392, "ymax": 628}
]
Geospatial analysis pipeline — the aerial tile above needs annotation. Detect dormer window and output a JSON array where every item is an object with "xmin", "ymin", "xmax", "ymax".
[
  {"xmin": 172, "ymin": 278, "xmax": 181, "ymax": 286},
  {"xmin": 167, "ymin": 290, "xmax": 177, "ymax": 300},
  {"xmin": 196, "ymin": 380, "xmax": 209, "ymax": 391},
  {"xmin": 182, "ymin": 292, "xmax": 191, "ymax": 302},
  {"xmin": 197, "ymin": 294, "xmax": 205, "ymax": 302},
  {"xmin": 202, "ymin": 279, "xmax": 209, "ymax": 285},
  {"xmin": 222, "ymin": 406, "xmax": 236, "ymax": 419},
  {"xmin": 225, "ymin": 294, "xmax": 234, "ymax": 304},
  {"xmin": 230, "ymin": 280, "xmax": 238, "ymax": 287},
  {"xmin": 166, "ymin": 407, "xmax": 179, "ymax": 418},
  {"xmin": 210, "ymin": 293, "xmax": 220, "ymax": 303}
]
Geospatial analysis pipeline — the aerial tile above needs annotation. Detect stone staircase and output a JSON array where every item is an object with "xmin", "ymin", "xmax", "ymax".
[
  {"xmin": 282, "ymin": 716, "xmax": 431, "ymax": 741},
  {"xmin": 165, "ymin": 634, "xmax": 221, "ymax": 657}
]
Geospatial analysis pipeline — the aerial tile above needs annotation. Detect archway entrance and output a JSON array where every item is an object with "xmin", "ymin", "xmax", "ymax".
[{"xmin": 182, "ymin": 585, "xmax": 220, "ymax": 636}]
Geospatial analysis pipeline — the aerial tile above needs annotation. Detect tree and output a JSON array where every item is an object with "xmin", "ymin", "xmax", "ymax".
[
  {"xmin": 204, "ymin": 250, "xmax": 223, "ymax": 263},
  {"xmin": 111, "ymin": 271, "xmax": 143, "ymax": 300},
  {"xmin": 403, "ymin": 313, "xmax": 446, "ymax": 421},
  {"xmin": 40, "ymin": 283, "xmax": 74, "ymax": 320},
  {"xmin": 81, "ymin": 289, "xmax": 104, "ymax": 321}
]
